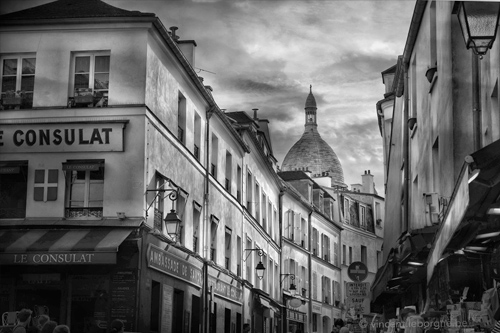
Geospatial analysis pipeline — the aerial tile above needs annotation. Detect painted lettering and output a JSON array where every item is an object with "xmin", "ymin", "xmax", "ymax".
[
  {"xmin": 64, "ymin": 129, "xmax": 75, "ymax": 144},
  {"xmin": 101, "ymin": 128, "xmax": 112, "ymax": 144},
  {"xmin": 79, "ymin": 129, "xmax": 90, "ymax": 144},
  {"xmin": 25, "ymin": 130, "xmax": 36, "ymax": 146},
  {"xmin": 53, "ymin": 129, "xmax": 62, "ymax": 145},
  {"xmin": 89, "ymin": 128, "xmax": 103, "ymax": 144},
  {"xmin": 39, "ymin": 129, "xmax": 50, "ymax": 145},
  {"xmin": 14, "ymin": 130, "xmax": 23, "ymax": 146}
]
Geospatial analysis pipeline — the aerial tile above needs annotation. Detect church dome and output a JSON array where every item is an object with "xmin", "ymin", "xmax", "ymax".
[{"xmin": 281, "ymin": 87, "xmax": 346, "ymax": 187}]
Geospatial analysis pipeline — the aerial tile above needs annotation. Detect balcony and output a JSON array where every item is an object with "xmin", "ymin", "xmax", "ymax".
[
  {"xmin": 1, "ymin": 91, "xmax": 33, "ymax": 110},
  {"xmin": 68, "ymin": 89, "xmax": 108, "ymax": 108},
  {"xmin": 65, "ymin": 207, "xmax": 103, "ymax": 218}
]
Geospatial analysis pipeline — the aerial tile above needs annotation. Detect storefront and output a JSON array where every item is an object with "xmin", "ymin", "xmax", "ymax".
[
  {"xmin": 285, "ymin": 308, "xmax": 306, "ymax": 333},
  {"xmin": 143, "ymin": 240, "xmax": 204, "ymax": 333},
  {"xmin": 0, "ymin": 224, "xmax": 141, "ymax": 333}
]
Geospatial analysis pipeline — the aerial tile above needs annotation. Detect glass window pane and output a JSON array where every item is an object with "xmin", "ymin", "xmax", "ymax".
[
  {"xmin": 89, "ymin": 183, "xmax": 103, "ymax": 203},
  {"xmin": 94, "ymin": 56, "xmax": 110, "ymax": 72},
  {"xmin": 22, "ymin": 58, "xmax": 36, "ymax": 75},
  {"xmin": 21, "ymin": 76, "xmax": 35, "ymax": 92},
  {"xmin": 3, "ymin": 59, "xmax": 18, "ymax": 75},
  {"xmin": 89, "ymin": 169, "xmax": 104, "ymax": 180},
  {"xmin": 75, "ymin": 56, "xmax": 90, "ymax": 73},
  {"xmin": 2, "ymin": 76, "xmax": 16, "ymax": 92},
  {"xmin": 69, "ymin": 183, "xmax": 85, "ymax": 206},
  {"xmin": 74, "ymin": 74, "xmax": 89, "ymax": 90},
  {"xmin": 94, "ymin": 73, "xmax": 109, "ymax": 90}
]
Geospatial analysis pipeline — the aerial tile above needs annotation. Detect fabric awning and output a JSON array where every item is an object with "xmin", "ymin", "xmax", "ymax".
[{"xmin": 0, "ymin": 228, "xmax": 134, "ymax": 265}]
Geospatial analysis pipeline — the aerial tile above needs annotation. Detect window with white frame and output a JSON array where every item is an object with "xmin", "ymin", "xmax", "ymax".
[
  {"xmin": 63, "ymin": 160, "xmax": 104, "ymax": 218},
  {"xmin": 360, "ymin": 205, "xmax": 366, "ymax": 228},
  {"xmin": 1, "ymin": 55, "xmax": 36, "ymax": 109},
  {"xmin": 71, "ymin": 52, "xmax": 110, "ymax": 104},
  {"xmin": 344, "ymin": 198, "xmax": 350, "ymax": 222}
]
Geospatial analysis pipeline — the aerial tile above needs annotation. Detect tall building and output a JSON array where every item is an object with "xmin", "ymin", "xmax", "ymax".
[
  {"xmin": 372, "ymin": 0, "xmax": 500, "ymax": 323},
  {"xmin": 281, "ymin": 88, "xmax": 385, "ymax": 331}
]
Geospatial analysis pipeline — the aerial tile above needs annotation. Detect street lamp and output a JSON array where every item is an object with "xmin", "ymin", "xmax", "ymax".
[
  {"xmin": 164, "ymin": 209, "xmax": 182, "ymax": 240},
  {"xmin": 244, "ymin": 248, "xmax": 266, "ymax": 280},
  {"xmin": 280, "ymin": 274, "xmax": 296, "ymax": 296},
  {"xmin": 457, "ymin": 1, "xmax": 500, "ymax": 58}
]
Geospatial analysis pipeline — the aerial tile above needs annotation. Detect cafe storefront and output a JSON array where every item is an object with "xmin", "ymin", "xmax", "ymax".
[{"xmin": 0, "ymin": 224, "xmax": 142, "ymax": 333}]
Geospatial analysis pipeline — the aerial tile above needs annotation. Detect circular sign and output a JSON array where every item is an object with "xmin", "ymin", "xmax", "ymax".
[
  {"xmin": 347, "ymin": 261, "xmax": 368, "ymax": 281},
  {"xmin": 289, "ymin": 298, "xmax": 302, "ymax": 308}
]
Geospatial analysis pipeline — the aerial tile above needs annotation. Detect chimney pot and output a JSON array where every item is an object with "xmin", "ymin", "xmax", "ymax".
[
  {"xmin": 170, "ymin": 26, "xmax": 179, "ymax": 41},
  {"xmin": 252, "ymin": 108, "xmax": 259, "ymax": 119}
]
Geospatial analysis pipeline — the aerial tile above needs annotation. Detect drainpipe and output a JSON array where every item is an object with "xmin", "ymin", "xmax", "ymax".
[
  {"xmin": 472, "ymin": 54, "xmax": 482, "ymax": 151},
  {"xmin": 279, "ymin": 190, "xmax": 285, "ymax": 333},
  {"xmin": 203, "ymin": 106, "xmax": 215, "ymax": 333},
  {"xmin": 403, "ymin": 65, "xmax": 410, "ymax": 232},
  {"xmin": 307, "ymin": 208, "xmax": 313, "ymax": 333}
]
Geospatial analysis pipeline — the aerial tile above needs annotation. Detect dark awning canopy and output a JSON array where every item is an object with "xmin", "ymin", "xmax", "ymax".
[{"xmin": 0, "ymin": 228, "xmax": 135, "ymax": 265}]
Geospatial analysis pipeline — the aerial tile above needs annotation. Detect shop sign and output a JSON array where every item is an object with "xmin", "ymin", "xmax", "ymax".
[
  {"xmin": 346, "ymin": 282, "xmax": 370, "ymax": 298},
  {"xmin": 312, "ymin": 304, "xmax": 322, "ymax": 313},
  {"xmin": 286, "ymin": 309, "xmax": 306, "ymax": 323},
  {"xmin": 21, "ymin": 273, "xmax": 61, "ymax": 284},
  {"xmin": 147, "ymin": 244, "xmax": 203, "ymax": 287},
  {"xmin": 0, "ymin": 123, "xmax": 125, "ymax": 153},
  {"xmin": 208, "ymin": 275, "xmax": 242, "ymax": 303},
  {"xmin": 0, "ymin": 252, "xmax": 116, "ymax": 265}
]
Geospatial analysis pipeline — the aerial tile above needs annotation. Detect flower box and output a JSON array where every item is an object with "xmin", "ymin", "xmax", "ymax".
[
  {"xmin": 74, "ymin": 88, "xmax": 94, "ymax": 104},
  {"xmin": 2, "ymin": 96, "xmax": 22, "ymax": 106}
]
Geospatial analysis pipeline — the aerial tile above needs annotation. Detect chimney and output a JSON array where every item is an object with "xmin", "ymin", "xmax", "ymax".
[
  {"xmin": 170, "ymin": 26, "xmax": 197, "ymax": 67},
  {"xmin": 362, "ymin": 170, "xmax": 374, "ymax": 194},
  {"xmin": 253, "ymin": 108, "xmax": 259, "ymax": 120}
]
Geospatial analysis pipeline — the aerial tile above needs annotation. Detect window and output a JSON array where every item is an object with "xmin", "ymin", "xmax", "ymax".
[
  {"xmin": 361, "ymin": 245, "xmax": 367, "ymax": 265},
  {"xmin": 210, "ymin": 215, "xmax": 219, "ymax": 262},
  {"xmin": 0, "ymin": 162, "xmax": 28, "ymax": 218},
  {"xmin": 194, "ymin": 112, "xmax": 201, "ymax": 160},
  {"xmin": 360, "ymin": 206, "xmax": 366, "ymax": 228},
  {"xmin": 150, "ymin": 280, "xmax": 160, "ymax": 332},
  {"xmin": 211, "ymin": 134, "xmax": 218, "ymax": 179},
  {"xmin": 64, "ymin": 160, "xmax": 104, "ymax": 218},
  {"xmin": 254, "ymin": 182, "xmax": 260, "ymax": 221},
  {"xmin": 1, "ymin": 55, "xmax": 36, "ymax": 109},
  {"xmin": 236, "ymin": 236, "xmax": 242, "ymax": 276},
  {"xmin": 333, "ymin": 241, "xmax": 339, "ymax": 266},
  {"xmin": 268, "ymin": 201, "xmax": 273, "ymax": 237},
  {"xmin": 34, "ymin": 169, "xmax": 58, "ymax": 202},
  {"xmin": 246, "ymin": 237, "xmax": 252, "ymax": 281},
  {"xmin": 312, "ymin": 314, "xmax": 318, "ymax": 332},
  {"xmin": 246, "ymin": 171, "xmax": 253, "ymax": 213},
  {"xmin": 262, "ymin": 193, "xmax": 267, "ymax": 230},
  {"xmin": 225, "ymin": 151, "xmax": 232, "ymax": 193},
  {"xmin": 71, "ymin": 52, "xmax": 109, "ymax": 105},
  {"xmin": 301, "ymin": 218, "xmax": 307, "ymax": 248},
  {"xmin": 178, "ymin": 92, "xmax": 186, "ymax": 144},
  {"xmin": 225, "ymin": 227, "xmax": 232, "ymax": 270},
  {"xmin": 193, "ymin": 201, "xmax": 202, "ymax": 253},
  {"xmin": 312, "ymin": 272, "xmax": 317, "ymax": 300},
  {"xmin": 349, "ymin": 246, "xmax": 353, "ymax": 264},
  {"xmin": 342, "ymin": 244, "xmax": 346, "ymax": 265},
  {"xmin": 237, "ymin": 165, "xmax": 242, "ymax": 202},
  {"xmin": 344, "ymin": 198, "xmax": 350, "ymax": 222},
  {"xmin": 312, "ymin": 228, "xmax": 319, "ymax": 256}
]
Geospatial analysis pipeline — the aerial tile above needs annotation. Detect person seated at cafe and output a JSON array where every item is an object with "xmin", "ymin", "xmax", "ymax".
[
  {"xmin": 12, "ymin": 309, "xmax": 33, "ymax": 333},
  {"xmin": 40, "ymin": 321, "xmax": 57, "ymax": 333},
  {"xmin": 53, "ymin": 325, "xmax": 70, "ymax": 333}
]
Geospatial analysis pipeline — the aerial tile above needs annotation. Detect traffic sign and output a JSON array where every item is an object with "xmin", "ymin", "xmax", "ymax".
[{"xmin": 347, "ymin": 261, "xmax": 368, "ymax": 281}]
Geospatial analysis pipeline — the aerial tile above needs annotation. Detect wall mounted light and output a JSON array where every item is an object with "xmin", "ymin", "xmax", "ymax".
[
  {"xmin": 280, "ymin": 274, "xmax": 296, "ymax": 296},
  {"xmin": 244, "ymin": 248, "xmax": 265, "ymax": 280},
  {"xmin": 457, "ymin": 1, "xmax": 500, "ymax": 58}
]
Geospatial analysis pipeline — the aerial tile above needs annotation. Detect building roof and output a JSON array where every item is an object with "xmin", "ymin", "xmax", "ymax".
[{"xmin": 0, "ymin": 0, "xmax": 155, "ymax": 21}]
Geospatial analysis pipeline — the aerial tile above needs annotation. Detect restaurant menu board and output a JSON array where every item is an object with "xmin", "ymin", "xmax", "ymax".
[
  {"xmin": 110, "ymin": 271, "xmax": 137, "ymax": 332},
  {"xmin": 162, "ymin": 285, "xmax": 173, "ymax": 333}
]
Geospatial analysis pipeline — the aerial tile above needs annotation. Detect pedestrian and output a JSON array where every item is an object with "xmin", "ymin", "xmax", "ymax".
[
  {"xmin": 109, "ymin": 319, "xmax": 124, "ymax": 333},
  {"xmin": 53, "ymin": 325, "xmax": 70, "ymax": 333},
  {"xmin": 36, "ymin": 315, "xmax": 50, "ymax": 331},
  {"xmin": 243, "ymin": 323, "xmax": 250, "ymax": 333},
  {"xmin": 40, "ymin": 321, "xmax": 57, "ymax": 333},
  {"xmin": 12, "ymin": 309, "xmax": 33, "ymax": 333}
]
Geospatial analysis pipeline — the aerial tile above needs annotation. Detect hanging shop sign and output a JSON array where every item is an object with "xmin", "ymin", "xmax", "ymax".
[
  {"xmin": 147, "ymin": 244, "xmax": 203, "ymax": 287},
  {"xmin": 0, "ymin": 122, "xmax": 125, "ymax": 153},
  {"xmin": 208, "ymin": 275, "xmax": 242, "ymax": 304}
]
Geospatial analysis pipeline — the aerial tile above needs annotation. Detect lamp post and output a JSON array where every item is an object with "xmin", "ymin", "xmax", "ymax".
[
  {"xmin": 244, "ymin": 248, "xmax": 266, "ymax": 280},
  {"xmin": 456, "ymin": 1, "xmax": 500, "ymax": 151}
]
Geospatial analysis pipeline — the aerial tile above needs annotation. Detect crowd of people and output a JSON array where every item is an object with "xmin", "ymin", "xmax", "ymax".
[{"xmin": 10, "ymin": 309, "xmax": 125, "ymax": 333}]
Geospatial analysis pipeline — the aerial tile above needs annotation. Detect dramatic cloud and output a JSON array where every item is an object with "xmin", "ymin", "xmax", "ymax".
[{"xmin": 0, "ymin": 0, "xmax": 416, "ymax": 191}]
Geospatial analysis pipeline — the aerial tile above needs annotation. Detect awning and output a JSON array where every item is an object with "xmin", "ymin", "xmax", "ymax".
[{"xmin": 0, "ymin": 228, "xmax": 135, "ymax": 265}]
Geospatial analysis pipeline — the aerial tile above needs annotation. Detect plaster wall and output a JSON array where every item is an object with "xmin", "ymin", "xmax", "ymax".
[{"xmin": 0, "ymin": 25, "xmax": 148, "ymax": 107}]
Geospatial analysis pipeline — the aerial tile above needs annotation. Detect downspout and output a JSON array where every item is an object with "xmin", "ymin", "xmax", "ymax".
[
  {"xmin": 472, "ymin": 54, "xmax": 482, "ymax": 151},
  {"xmin": 403, "ymin": 65, "xmax": 410, "ymax": 232},
  {"xmin": 307, "ymin": 208, "xmax": 313, "ymax": 333},
  {"xmin": 279, "ymin": 190, "xmax": 285, "ymax": 333},
  {"xmin": 203, "ymin": 106, "xmax": 215, "ymax": 333}
]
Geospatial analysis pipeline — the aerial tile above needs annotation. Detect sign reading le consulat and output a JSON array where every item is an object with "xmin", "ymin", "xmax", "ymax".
[
  {"xmin": 0, "ymin": 252, "xmax": 116, "ymax": 265},
  {"xmin": 0, "ymin": 123, "xmax": 124, "ymax": 153}
]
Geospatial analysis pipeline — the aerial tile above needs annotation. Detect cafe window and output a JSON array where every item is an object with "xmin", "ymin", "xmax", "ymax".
[
  {"xmin": 1, "ymin": 55, "xmax": 36, "ymax": 109},
  {"xmin": 64, "ymin": 160, "xmax": 104, "ymax": 218},
  {"xmin": 34, "ymin": 169, "xmax": 58, "ymax": 202},
  {"xmin": 0, "ymin": 161, "xmax": 28, "ymax": 218},
  {"xmin": 70, "ymin": 52, "xmax": 109, "ymax": 106}
]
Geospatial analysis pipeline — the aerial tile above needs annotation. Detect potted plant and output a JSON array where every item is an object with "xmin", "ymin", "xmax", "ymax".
[{"xmin": 74, "ymin": 88, "xmax": 94, "ymax": 104}]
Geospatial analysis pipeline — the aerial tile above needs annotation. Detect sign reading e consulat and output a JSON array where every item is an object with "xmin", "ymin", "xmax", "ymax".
[{"xmin": 0, "ymin": 122, "xmax": 125, "ymax": 153}]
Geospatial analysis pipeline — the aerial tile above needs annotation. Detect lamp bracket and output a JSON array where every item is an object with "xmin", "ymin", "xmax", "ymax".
[
  {"xmin": 146, "ymin": 188, "xmax": 179, "ymax": 211},
  {"xmin": 280, "ymin": 273, "xmax": 296, "ymax": 283},
  {"xmin": 244, "ymin": 248, "xmax": 264, "ymax": 262}
]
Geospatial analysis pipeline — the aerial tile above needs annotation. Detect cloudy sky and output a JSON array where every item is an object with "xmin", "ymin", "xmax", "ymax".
[{"xmin": 1, "ymin": 0, "xmax": 416, "ymax": 190}]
